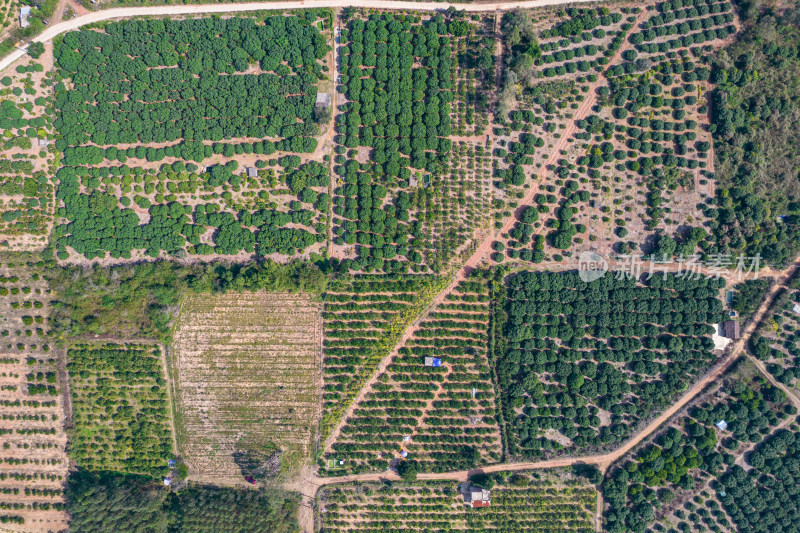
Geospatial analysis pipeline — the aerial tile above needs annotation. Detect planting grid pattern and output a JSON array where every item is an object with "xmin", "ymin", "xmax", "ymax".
[
  {"xmin": 324, "ymin": 279, "xmax": 502, "ymax": 475},
  {"xmin": 171, "ymin": 291, "xmax": 322, "ymax": 481}
]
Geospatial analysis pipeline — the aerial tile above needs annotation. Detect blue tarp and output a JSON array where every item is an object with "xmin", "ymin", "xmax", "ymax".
[{"xmin": 431, "ymin": 358, "xmax": 441, "ymax": 367}]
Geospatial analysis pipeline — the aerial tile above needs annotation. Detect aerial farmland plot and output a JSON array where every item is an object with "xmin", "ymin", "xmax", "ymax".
[
  {"xmin": 324, "ymin": 277, "xmax": 502, "ymax": 476},
  {"xmin": 319, "ymin": 470, "xmax": 597, "ymax": 532},
  {"xmin": 171, "ymin": 291, "xmax": 322, "ymax": 483},
  {"xmin": 0, "ymin": 258, "xmax": 67, "ymax": 532},
  {"xmin": 66, "ymin": 342, "xmax": 174, "ymax": 477}
]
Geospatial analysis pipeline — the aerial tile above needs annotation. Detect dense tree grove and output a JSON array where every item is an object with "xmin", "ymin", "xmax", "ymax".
[
  {"xmin": 500, "ymin": 271, "xmax": 726, "ymax": 458},
  {"xmin": 54, "ymin": 161, "xmax": 326, "ymax": 259},
  {"xmin": 705, "ymin": 3, "xmax": 800, "ymax": 266},
  {"xmin": 66, "ymin": 471, "xmax": 300, "ymax": 533},
  {"xmin": 67, "ymin": 344, "xmax": 172, "ymax": 476},
  {"xmin": 339, "ymin": 14, "xmax": 454, "ymax": 172},
  {"xmin": 332, "ymin": 12, "xmax": 468, "ymax": 273},
  {"xmin": 54, "ymin": 16, "xmax": 328, "ymax": 155},
  {"xmin": 718, "ymin": 427, "xmax": 800, "ymax": 532},
  {"xmin": 333, "ymin": 12, "xmax": 491, "ymax": 272},
  {"xmin": 50, "ymin": 15, "xmax": 332, "ymax": 260}
]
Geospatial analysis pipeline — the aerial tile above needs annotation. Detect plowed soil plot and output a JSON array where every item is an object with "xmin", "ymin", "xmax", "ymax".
[{"xmin": 171, "ymin": 292, "xmax": 322, "ymax": 483}]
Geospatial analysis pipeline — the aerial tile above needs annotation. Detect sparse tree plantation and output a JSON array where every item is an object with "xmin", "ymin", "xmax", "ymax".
[
  {"xmin": 752, "ymin": 287, "xmax": 800, "ymax": 390},
  {"xmin": 322, "ymin": 275, "xmax": 435, "ymax": 412},
  {"xmin": 491, "ymin": 0, "xmax": 736, "ymax": 263},
  {"xmin": 66, "ymin": 343, "xmax": 174, "ymax": 477},
  {"xmin": 0, "ymin": 257, "xmax": 67, "ymax": 530}
]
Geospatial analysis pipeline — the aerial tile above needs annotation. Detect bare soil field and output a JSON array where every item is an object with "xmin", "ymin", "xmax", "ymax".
[{"xmin": 171, "ymin": 291, "xmax": 322, "ymax": 484}]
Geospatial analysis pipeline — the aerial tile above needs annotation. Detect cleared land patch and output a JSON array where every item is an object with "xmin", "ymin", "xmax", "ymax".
[{"xmin": 172, "ymin": 291, "xmax": 322, "ymax": 483}]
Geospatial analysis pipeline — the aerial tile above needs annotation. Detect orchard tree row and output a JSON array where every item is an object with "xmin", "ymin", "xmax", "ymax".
[
  {"xmin": 54, "ymin": 15, "xmax": 329, "ymax": 157},
  {"xmin": 499, "ymin": 270, "xmax": 726, "ymax": 458}
]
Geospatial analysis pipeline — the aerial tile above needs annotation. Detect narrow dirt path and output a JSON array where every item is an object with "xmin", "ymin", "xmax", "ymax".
[
  {"xmin": 159, "ymin": 345, "xmax": 180, "ymax": 458},
  {"xmin": 461, "ymin": 10, "xmax": 651, "ymax": 276},
  {"xmin": 52, "ymin": 0, "xmax": 69, "ymax": 24},
  {"xmin": 595, "ymin": 491, "xmax": 604, "ymax": 533}
]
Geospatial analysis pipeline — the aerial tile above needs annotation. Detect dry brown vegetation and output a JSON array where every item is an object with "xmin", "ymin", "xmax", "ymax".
[{"xmin": 171, "ymin": 291, "xmax": 322, "ymax": 483}]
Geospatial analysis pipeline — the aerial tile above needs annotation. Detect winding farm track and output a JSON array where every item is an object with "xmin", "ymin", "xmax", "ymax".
[
  {"xmin": 6, "ymin": 1, "xmax": 798, "ymax": 531},
  {"xmin": 299, "ymin": 254, "xmax": 800, "ymax": 528}
]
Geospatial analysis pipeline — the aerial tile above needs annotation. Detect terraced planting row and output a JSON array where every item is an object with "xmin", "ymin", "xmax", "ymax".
[
  {"xmin": 324, "ymin": 278, "xmax": 501, "ymax": 475},
  {"xmin": 319, "ymin": 472, "xmax": 596, "ymax": 532}
]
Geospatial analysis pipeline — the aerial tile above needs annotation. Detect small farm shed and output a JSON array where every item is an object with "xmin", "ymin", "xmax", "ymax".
[
  {"xmin": 793, "ymin": 303, "xmax": 800, "ymax": 315},
  {"xmin": 20, "ymin": 6, "xmax": 31, "ymax": 28},
  {"xmin": 424, "ymin": 357, "xmax": 441, "ymax": 367},
  {"xmin": 715, "ymin": 420, "xmax": 728, "ymax": 431},
  {"xmin": 461, "ymin": 484, "xmax": 491, "ymax": 508},
  {"xmin": 722, "ymin": 320, "xmax": 741, "ymax": 340},
  {"xmin": 246, "ymin": 167, "xmax": 258, "ymax": 178},
  {"xmin": 409, "ymin": 175, "xmax": 418, "ymax": 187},
  {"xmin": 315, "ymin": 92, "xmax": 331, "ymax": 109}
]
